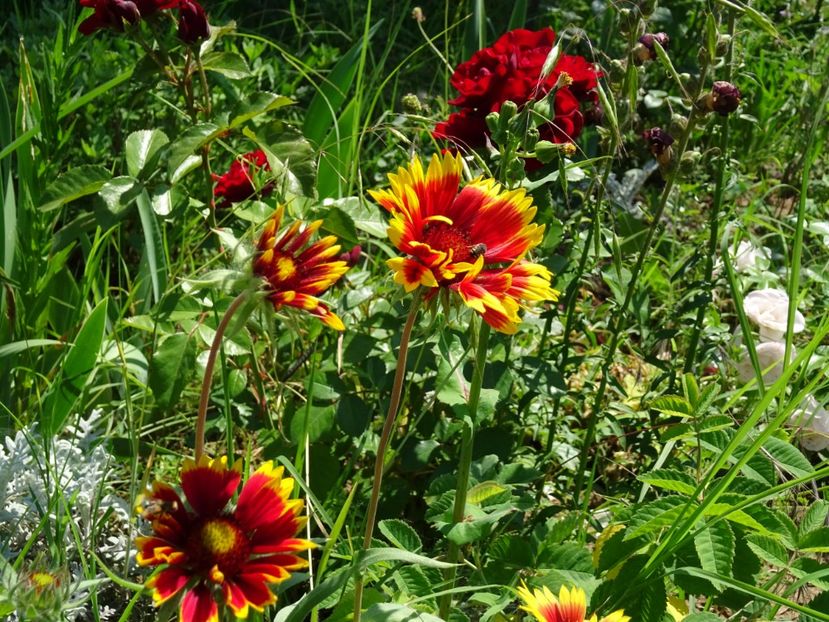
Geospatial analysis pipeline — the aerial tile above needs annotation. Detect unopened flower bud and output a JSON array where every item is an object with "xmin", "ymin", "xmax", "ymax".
[
  {"xmin": 411, "ymin": 7, "xmax": 425, "ymax": 23},
  {"xmin": 506, "ymin": 157, "xmax": 526, "ymax": 183},
  {"xmin": 608, "ymin": 58, "xmax": 627, "ymax": 83},
  {"xmin": 716, "ymin": 34, "xmax": 732, "ymax": 56},
  {"xmin": 670, "ymin": 113, "xmax": 687, "ymax": 134},
  {"xmin": 337, "ymin": 245, "xmax": 362, "ymax": 267},
  {"xmin": 634, "ymin": 32, "xmax": 669, "ymax": 63},
  {"xmin": 485, "ymin": 111, "xmax": 500, "ymax": 135},
  {"xmin": 178, "ymin": 0, "xmax": 209, "ymax": 44},
  {"xmin": 499, "ymin": 100, "xmax": 518, "ymax": 123},
  {"xmin": 523, "ymin": 127, "xmax": 539, "ymax": 151},
  {"xmin": 638, "ymin": 0, "xmax": 658, "ymax": 17},
  {"xmin": 643, "ymin": 127, "xmax": 674, "ymax": 166},
  {"xmin": 401, "ymin": 93, "xmax": 422, "ymax": 114},
  {"xmin": 679, "ymin": 150, "xmax": 701, "ymax": 174},
  {"xmin": 534, "ymin": 140, "xmax": 557, "ymax": 163}
]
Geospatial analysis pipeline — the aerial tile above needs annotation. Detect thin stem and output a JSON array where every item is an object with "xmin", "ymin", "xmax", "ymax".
[
  {"xmin": 195, "ymin": 290, "xmax": 250, "ymax": 461},
  {"xmin": 572, "ymin": 59, "xmax": 710, "ymax": 512},
  {"xmin": 438, "ymin": 320, "xmax": 492, "ymax": 618},
  {"xmin": 352, "ymin": 292, "xmax": 422, "ymax": 622},
  {"xmin": 684, "ymin": 14, "xmax": 736, "ymax": 373}
]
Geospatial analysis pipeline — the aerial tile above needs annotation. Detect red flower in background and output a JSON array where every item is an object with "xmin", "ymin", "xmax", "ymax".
[
  {"xmin": 178, "ymin": 0, "xmax": 210, "ymax": 43},
  {"xmin": 434, "ymin": 28, "xmax": 600, "ymax": 153},
  {"xmin": 78, "ymin": 0, "xmax": 178, "ymax": 35},
  {"xmin": 212, "ymin": 150, "xmax": 272, "ymax": 208}
]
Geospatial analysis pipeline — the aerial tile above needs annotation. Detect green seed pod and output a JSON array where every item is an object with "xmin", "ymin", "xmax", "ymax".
[
  {"xmin": 670, "ymin": 113, "xmax": 687, "ymax": 134},
  {"xmin": 506, "ymin": 157, "xmax": 526, "ymax": 184},
  {"xmin": 679, "ymin": 150, "xmax": 701, "ymax": 175},
  {"xmin": 535, "ymin": 140, "xmax": 557, "ymax": 164}
]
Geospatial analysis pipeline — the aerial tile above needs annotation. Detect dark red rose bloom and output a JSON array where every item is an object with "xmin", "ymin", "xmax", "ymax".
[
  {"xmin": 78, "ymin": 0, "xmax": 178, "ymax": 35},
  {"xmin": 212, "ymin": 150, "xmax": 272, "ymax": 208},
  {"xmin": 434, "ymin": 27, "xmax": 601, "ymax": 154},
  {"xmin": 177, "ymin": 0, "xmax": 210, "ymax": 43}
]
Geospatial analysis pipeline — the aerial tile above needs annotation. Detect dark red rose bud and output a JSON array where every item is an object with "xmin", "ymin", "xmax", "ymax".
[
  {"xmin": 634, "ymin": 32, "xmax": 669, "ymax": 63},
  {"xmin": 643, "ymin": 127, "xmax": 674, "ymax": 166},
  {"xmin": 337, "ymin": 245, "xmax": 362, "ymax": 267},
  {"xmin": 177, "ymin": 0, "xmax": 210, "ymax": 44},
  {"xmin": 710, "ymin": 81, "xmax": 742, "ymax": 115}
]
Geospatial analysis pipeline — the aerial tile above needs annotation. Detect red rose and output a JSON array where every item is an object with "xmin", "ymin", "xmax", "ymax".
[
  {"xmin": 212, "ymin": 150, "xmax": 272, "ymax": 208},
  {"xmin": 78, "ymin": 0, "xmax": 178, "ymax": 35},
  {"xmin": 434, "ymin": 27, "xmax": 600, "ymax": 155},
  {"xmin": 177, "ymin": 0, "xmax": 210, "ymax": 44}
]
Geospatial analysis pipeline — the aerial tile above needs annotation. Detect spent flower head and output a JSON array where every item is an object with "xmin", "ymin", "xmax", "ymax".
[
  {"xmin": 634, "ymin": 32, "xmax": 670, "ymax": 63},
  {"xmin": 136, "ymin": 456, "xmax": 315, "ymax": 622},
  {"xmin": 370, "ymin": 152, "xmax": 558, "ymax": 333}
]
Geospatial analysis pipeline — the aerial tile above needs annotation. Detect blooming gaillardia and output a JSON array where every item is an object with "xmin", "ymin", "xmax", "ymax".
[
  {"xmin": 252, "ymin": 206, "xmax": 350, "ymax": 330},
  {"xmin": 518, "ymin": 583, "xmax": 629, "ymax": 622},
  {"xmin": 434, "ymin": 28, "xmax": 600, "ymax": 150},
  {"xmin": 370, "ymin": 152, "xmax": 559, "ymax": 333},
  {"xmin": 136, "ymin": 456, "xmax": 314, "ymax": 622}
]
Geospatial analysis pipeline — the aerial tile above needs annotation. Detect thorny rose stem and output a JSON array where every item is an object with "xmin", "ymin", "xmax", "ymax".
[
  {"xmin": 352, "ymin": 291, "xmax": 422, "ymax": 622},
  {"xmin": 195, "ymin": 290, "xmax": 251, "ymax": 461}
]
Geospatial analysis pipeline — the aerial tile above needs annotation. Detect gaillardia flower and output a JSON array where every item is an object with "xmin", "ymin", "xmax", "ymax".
[
  {"xmin": 136, "ymin": 456, "xmax": 314, "ymax": 622},
  {"xmin": 369, "ymin": 152, "xmax": 559, "ymax": 334},
  {"xmin": 253, "ymin": 206, "xmax": 349, "ymax": 330},
  {"xmin": 518, "ymin": 583, "xmax": 629, "ymax": 622}
]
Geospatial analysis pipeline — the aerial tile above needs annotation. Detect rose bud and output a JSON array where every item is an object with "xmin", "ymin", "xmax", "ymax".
[
  {"xmin": 634, "ymin": 32, "xmax": 669, "ymax": 63},
  {"xmin": 177, "ymin": 0, "xmax": 209, "ymax": 44},
  {"xmin": 643, "ymin": 127, "xmax": 674, "ymax": 166}
]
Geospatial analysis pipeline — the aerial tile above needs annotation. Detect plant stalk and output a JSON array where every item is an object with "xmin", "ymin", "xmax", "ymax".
[
  {"xmin": 352, "ymin": 292, "xmax": 421, "ymax": 622},
  {"xmin": 438, "ymin": 320, "xmax": 492, "ymax": 618},
  {"xmin": 194, "ymin": 290, "xmax": 250, "ymax": 461}
]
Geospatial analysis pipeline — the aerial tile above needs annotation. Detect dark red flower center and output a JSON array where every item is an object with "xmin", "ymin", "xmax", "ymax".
[
  {"xmin": 187, "ymin": 517, "xmax": 251, "ymax": 577},
  {"xmin": 423, "ymin": 222, "xmax": 474, "ymax": 263}
]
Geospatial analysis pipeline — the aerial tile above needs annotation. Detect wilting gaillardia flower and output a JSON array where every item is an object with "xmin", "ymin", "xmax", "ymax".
[
  {"xmin": 252, "ymin": 206, "xmax": 350, "ymax": 330},
  {"xmin": 212, "ymin": 150, "xmax": 273, "ymax": 208},
  {"xmin": 136, "ymin": 456, "xmax": 314, "ymax": 622},
  {"xmin": 369, "ymin": 152, "xmax": 559, "ymax": 333},
  {"xmin": 517, "ymin": 583, "xmax": 629, "ymax": 622}
]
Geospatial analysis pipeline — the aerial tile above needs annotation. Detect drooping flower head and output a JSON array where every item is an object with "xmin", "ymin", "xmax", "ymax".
[
  {"xmin": 517, "ymin": 583, "xmax": 629, "ymax": 622},
  {"xmin": 253, "ymin": 206, "xmax": 349, "ymax": 331},
  {"xmin": 213, "ymin": 150, "xmax": 273, "ymax": 208},
  {"xmin": 434, "ymin": 27, "xmax": 601, "ymax": 151},
  {"xmin": 369, "ymin": 152, "xmax": 559, "ymax": 334},
  {"xmin": 177, "ymin": 0, "xmax": 209, "ymax": 43},
  {"xmin": 743, "ymin": 288, "xmax": 805, "ymax": 342},
  {"xmin": 136, "ymin": 456, "xmax": 314, "ymax": 622}
]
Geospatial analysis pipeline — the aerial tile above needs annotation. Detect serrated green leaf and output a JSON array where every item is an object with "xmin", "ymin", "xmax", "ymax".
[
  {"xmin": 468, "ymin": 481, "xmax": 508, "ymax": 505},
  {"xmin": 41, "ymin": 298, "xmax": 108, "ymax": 435},
  {"xmin": 362, "ymin": 604, "xmax": 442, "ymax": 622},
  {"xmin": 378, "ymin": 519, "xmax": 422, "ymax": 553},
  {"xmin": 650, "ymin": 394, "xmax": 692, "ymax": 417},
  {"xmin": 148, "ymin": 333, "xmax": 196, "ymax": 411},
  {"xmin": 763, "ymin": 435, "xmax": 814, "ymax": 477},
  {"xmin": 800, "ymin": 501, "xmax": 829, "ymax": 539},
  {"xmin": 799, "ymin": 527, "xmax": 829, "ymax": 553},
  {"xmin": 168, "ymin": 123, "xmax": 220, "ymax": 177},
  {"xmin": 694, "ymin": 520, "xmax": 735, "ymax": 587},
  {"xmin": 38, "ymin": 165, "xmax": 111, "ymax": 211},
  {"xmin": 638, "ymin": 469, "xmax": 698, "ymax": 495},
  {"xmin": 229, "ymin": 92, "xmax": 292, "ymax": 129},
  {"xmin": 126, "ymin": 129, "xmax": 169, "ymax": 178},
  {"xmin": 201, "ymin": 51, "xmax": 250, "ymax": 79},
  {"xmin": 627, "ymin": 496, "xmax": 692, "ymax": 540},
  {"xmin": 746, "ymin": 534, "xmax": 789, "ymax": 568}
]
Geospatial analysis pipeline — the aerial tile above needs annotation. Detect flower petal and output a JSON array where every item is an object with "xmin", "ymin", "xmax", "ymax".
[
  {"xmin": 146, "ymin": 566, "xmax": 190, "ymax": 605},
  {"xmin": 180, "ymin": 455, "xmax": 242, "ymax": 517},
  {"xmin": 180, "ymin": 584, "xmax": 219, "ymax": 622}
]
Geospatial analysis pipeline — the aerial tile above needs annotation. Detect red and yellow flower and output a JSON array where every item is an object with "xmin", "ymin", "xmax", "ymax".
[
  {"xmin": 369, "ymin": 152, "xmax": 558, "ymax": 333},
  {"xmin": 518, "ymin": 584, "xmax": 629, "ymax": 622},
  {"xmin": 252, "ymin": 206, "xmax": 350, "ymax": 331},
  {"xmin": 136, "ymin": 456, "xmax": 314, "ymax": 622}
]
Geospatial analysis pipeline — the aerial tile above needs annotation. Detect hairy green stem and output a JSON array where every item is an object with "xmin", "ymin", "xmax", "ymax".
[
  {"xmin": 572, "ymin": 61, "xmax": 709, "ymax": 512},
  {"xmin": 684, "ymin": 14, "xmax": 736, "ymax": 373},
  {"xmin": 438, "ymin": 320, "xmax": 492, "ymax": 618},
  {"xmin": 195, "ymin": 290, "xmax": 250, "ymax": 461},
  {"xmin": 353, "ymin": 292, "xmax": 421, "ymax": 622}
]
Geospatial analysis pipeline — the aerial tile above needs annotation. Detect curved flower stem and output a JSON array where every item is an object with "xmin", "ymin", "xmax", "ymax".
[
  {"xmin": 438, "ymin": 320, "xmax": 492, "ymax": 619},
  {"xmin": 353, "ymin": 292, "xmax": 422, "ymax": 622},
  {"xmin": 684, "ymin": 14, "xmax": 736, "ymax": 373},
  {"xmin": 572, "ymin": 60, "xmax": 710, "ymax": 516},
  {"xmin": 195, "ymin": 290, "xmax": 251, "ymax": 462}
]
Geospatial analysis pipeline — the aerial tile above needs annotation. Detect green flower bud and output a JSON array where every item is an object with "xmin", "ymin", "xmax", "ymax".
[
  {"xmin": 485, "ymin": 111, "xmax": 500, "ymax": 135},
  {"xmin": 534, "ymin": 140, "xmax": 557, "ymax": 164},
  {"xmin": 523, "ymin": 127, "xmax": 540, "ymax": 151}
]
